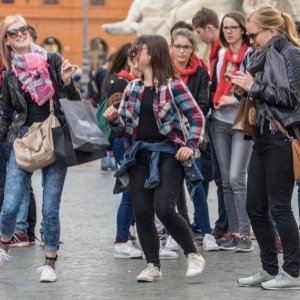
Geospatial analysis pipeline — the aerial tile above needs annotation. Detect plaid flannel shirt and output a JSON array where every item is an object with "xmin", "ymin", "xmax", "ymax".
[{"xmin": 111, "ymin": 78, "xmax": 205, "ymax": 151}]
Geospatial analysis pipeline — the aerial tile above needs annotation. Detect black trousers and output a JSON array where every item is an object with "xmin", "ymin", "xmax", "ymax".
[
  {"xmin": 246, "ymin": 130, "xmax": 300, "ymax": 277},
  {"xmin": 129, "ymin": 151, "xmax": 197, "ymax": 267}
]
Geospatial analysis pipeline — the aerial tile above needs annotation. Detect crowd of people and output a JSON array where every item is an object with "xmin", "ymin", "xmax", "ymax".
[{"xmin": 0, "ymin": 4, "xmax": 300, "ymax": 290}]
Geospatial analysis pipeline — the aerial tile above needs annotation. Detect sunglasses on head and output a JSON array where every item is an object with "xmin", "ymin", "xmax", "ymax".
[{"xmin": 6, "ymin": 25, "xmax": 29, "ymax": 38}]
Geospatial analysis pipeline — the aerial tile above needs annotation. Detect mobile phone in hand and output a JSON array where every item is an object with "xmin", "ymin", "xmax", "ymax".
[{"xmin": 224, "ymin": 73, "xmax": 232, "ymax": 80}]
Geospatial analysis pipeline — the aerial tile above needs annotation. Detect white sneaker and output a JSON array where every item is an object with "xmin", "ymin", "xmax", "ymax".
[
  {"xmin": 186, "ymin": 253, "xmax": 206, "ymax": 278},
  {"xmin": 0, "ymin": 249, "xmax": 12, "ymax": 266},
  {"xmin": 159, "ymin": 246, "xmax": 179, "ymax": 259},
  {"xmin": 113, "ymin": 240, "xmax": 142, "ymax": 259},
  {"xmin": 165, "ymin": 235, "xmax": 180, "ymax": 251},
  {"xmin": 203, "ymin": 234, "xmax": 219, "ymax": 251},
  {"xmin": 37, "ymin": 265, "xmax": 57, "ymax": 282},
  {"xmin": 136, "ymin": 263, "xmax": 162, "ymax": 282}
]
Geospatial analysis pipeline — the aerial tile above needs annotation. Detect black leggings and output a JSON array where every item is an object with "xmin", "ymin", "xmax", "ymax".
[
  {"xmin": 246, "ymin": 131, "xmax": 300, "ymax": 277},
  {"xmin": 129, "ymin": 151, "xmax": 197, "ymax": 267}
]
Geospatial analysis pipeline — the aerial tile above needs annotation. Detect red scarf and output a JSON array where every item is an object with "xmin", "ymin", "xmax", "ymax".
[
  {"xmin": 213, "ymin": 43, "xmax": 249, "ymax": 108},
  {"xmin": 117, "ymin": 70, "xmax": 135, "ymax": 82},
  {"xmin": 173, "ymin": 54, "xmax": 200, "ymax": 84},
  {"xmin": 0, "ymin": 66, "xmax": 5, "ymax": 89},
  {"xmin": 209, "ymin": 38, "xmax": 221, "ymax": 81}
]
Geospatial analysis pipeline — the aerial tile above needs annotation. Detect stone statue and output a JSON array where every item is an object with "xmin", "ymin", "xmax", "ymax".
[
  {"xmin": 102, "ymin": 0, "xmax": 300, "ymax": 41},
  {"xmin": 102, "ymin": 0, "xmax": 240, "ymax": 40}
]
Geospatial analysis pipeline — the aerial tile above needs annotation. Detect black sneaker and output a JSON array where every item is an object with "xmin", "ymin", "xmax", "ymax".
[
  {"xmin": 219, "ymin": 235, "xmax": 239, "ymax": 251},
  {"xmin": 27, "ymin": 231, "xmax": 36, "ymax": 245},
  {"xmin": 216, "ymin": 232, "xmax": 232, "ymax": 246},
  {"xmin": 235, "ymin": 236, "xmax": 253, "ymax": 253}
]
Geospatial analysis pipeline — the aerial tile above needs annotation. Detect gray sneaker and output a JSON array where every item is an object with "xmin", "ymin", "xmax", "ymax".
[
  {"xmin": 219, "ymin": 235, "xmax": 239, "ymax": 251},
  {"xmin": 262, "ymin": 271, "xmax": 300, "ymax": 290},
  {"xmin": 238, "ymin": 270, "xmax": 276, "ymax": 287},
  {"xmin": 235, "ymin": 236, "xmax": 254, "ymax": 253}
]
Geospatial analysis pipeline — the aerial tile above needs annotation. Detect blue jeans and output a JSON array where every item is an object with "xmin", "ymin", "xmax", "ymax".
[
  {"xmin": 0, "ymin": 138, "xmax": 35, "ymax": 233},
  {"xmin": 192, "ymin": 158, "xmax": 211, "ymax": 235},
  {"xmin": 101, "ymin": 152, "xmax": 115, "ymax": 169},
  {"xmin": 207, "ymin": 118, "xmax": 228, "ymax": 233},
  {"xmin": 212, "ymin": 118, "xmax": 252, "ymax": 235},
  {"xmin": 112, "ymin": 137, "xmax": 133, "ymax": 243},
  {"xmin": 0, "ymin": 131, "xmax": 67, "ymax": 251}
]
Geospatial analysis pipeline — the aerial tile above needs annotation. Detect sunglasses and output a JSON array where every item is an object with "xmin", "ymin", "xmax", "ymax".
[
  {"xmin": 246, "ymin": 29, "xmax": 265, "ymax": 40},
  {"xmin": 6, "ymin": 26, "xmax": 29, "ymax": 38}
]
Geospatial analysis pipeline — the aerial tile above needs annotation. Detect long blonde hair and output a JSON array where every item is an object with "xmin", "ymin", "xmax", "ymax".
[
  {"xmin": 247, "ymin": 5, "xmax": 300, "ymax": 48},
  {"xmin": 0, "ymin": 14, "xmax": 28, "ymax": 68}
]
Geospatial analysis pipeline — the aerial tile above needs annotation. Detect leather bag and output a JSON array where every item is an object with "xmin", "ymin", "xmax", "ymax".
[
  {"xmin": 13, "ymin": 99, "xmax": 60, "ymax": 172},
  {"xmin": 232, "ymin": 96, "xmax": 257, "ymax": 136},
  {"xmin": 275, "ymin": 121, "xmax": 300, "ymax": 181}
]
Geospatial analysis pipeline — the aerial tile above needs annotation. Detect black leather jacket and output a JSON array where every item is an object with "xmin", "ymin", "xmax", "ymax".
[
  {"xmin": 249, "ymin": 39, "xmax": 300, "ymax": 129},
  {"xmin": 0, "ymin": 52, "xmax": 80, "ymax": 143}
]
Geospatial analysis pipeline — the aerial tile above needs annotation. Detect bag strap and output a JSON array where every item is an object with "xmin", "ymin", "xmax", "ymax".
[
  {"xmin": 49, "ymin": 98, "xmax": 54, "ymax": 115},
  {"xmin": 275, "ymin": 120, "xmax": 294, "ymax": 142}
]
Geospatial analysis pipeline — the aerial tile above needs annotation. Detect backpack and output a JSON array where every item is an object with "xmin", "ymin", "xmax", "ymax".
[
  {"xmin": 95, "ymin": 74, "xmax": 118, "ymax": 140},
  {"xmin": 88, "ymin": 68, "xmax": 106, "ymax": 105}
]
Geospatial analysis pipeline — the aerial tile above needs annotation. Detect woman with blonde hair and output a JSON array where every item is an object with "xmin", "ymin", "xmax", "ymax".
[
  {"xmin": 232, "ymin": 6, "xmax": 300, "ymax": 289},
  {"xmin": 0, "ymin": 15, "xmax": 79, "ymax": 282}
]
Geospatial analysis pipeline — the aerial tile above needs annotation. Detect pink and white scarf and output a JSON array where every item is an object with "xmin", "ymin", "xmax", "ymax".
[{"xmin": 11, "ymin": 43, "xmax": 55, "ymax": 106}]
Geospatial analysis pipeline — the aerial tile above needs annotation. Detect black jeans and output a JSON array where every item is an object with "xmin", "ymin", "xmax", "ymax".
[
  {"xmin": 247, "ymin": 130, "xmax": 300, "ymax": 277},
  {"xmin": 129, "ymin": 151, "xmax": 197, "ymax": 267}
]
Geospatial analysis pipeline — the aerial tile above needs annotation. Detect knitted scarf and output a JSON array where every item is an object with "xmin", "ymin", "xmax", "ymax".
[
  {"xmin": 174, "ymin": 54, "xmax": 200, "ymax": 84},
  {"xmin": 213, "ymin": 43, "xmax": 249, "ymax": 108},
  {"xmin": 249, "ymin": 35, "xmax": 292, "ymax": 133},
  {"xmin": 11, "ymin": 43, "xmax": 55, "ymax": 106},
  {"xmin": 209, "ymin": 38, "xmax": 221, "ymax": 81},
  {"xmin": 0, "ymin": 65, "xmax": 5, "ymax": 89}
]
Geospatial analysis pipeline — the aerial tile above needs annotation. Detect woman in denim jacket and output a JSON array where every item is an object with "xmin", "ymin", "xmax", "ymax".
[
  {"xmin": 104, "ymin": 34, "xmax": 206, "ymax": 282},
  {"xmin": 0, "ymin": 15, "xmax": 80, "ymax": 282}
]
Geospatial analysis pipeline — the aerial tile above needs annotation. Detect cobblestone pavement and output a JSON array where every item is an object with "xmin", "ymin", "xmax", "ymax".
[{"xmin": 0, "ymin": 162, "xmax": 299, "ymax": 300}]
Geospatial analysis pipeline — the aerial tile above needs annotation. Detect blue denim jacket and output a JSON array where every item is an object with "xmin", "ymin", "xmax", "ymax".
[{"xmin": 114, "ymin": 140, "xmax": 203, "ymax": 195}]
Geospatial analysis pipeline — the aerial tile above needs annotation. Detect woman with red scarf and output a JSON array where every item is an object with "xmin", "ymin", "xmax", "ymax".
[
  {"xmin": 170, "ymin": 27, "xmax": 220, "ymax": 251},
  {"xmin": 211, "ymin": 11, "xmax": 253, "ymax": 252}
]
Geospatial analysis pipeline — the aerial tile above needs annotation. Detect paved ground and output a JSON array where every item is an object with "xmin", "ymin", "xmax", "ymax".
[{"xmin": 0, "ymin": 161, "xmax": 299, "ymax": 300}]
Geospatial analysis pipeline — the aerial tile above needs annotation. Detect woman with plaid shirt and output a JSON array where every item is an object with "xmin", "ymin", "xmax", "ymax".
[{"xmin": 104, "ymin": 34, "xmax": 206, "ymax": 282}]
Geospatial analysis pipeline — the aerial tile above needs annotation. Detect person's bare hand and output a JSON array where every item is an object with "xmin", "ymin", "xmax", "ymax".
[
  {"xmin": 103, "ymin": 105, "xmax": 119, "ymax": 123},
  {"xmin": 215, "ymin": 96, "xmax": 236, "ymax": 109},
  {"xmin": 175, "ymin": 146, "xmax": 194, "ymax": 161},
  {"xmin": 61, "ymin": 58, "xmax": 77, "ymax": 86},
  {"xmin": 231, "ymin": 71, "xmax": 254, "ymax": 92}
]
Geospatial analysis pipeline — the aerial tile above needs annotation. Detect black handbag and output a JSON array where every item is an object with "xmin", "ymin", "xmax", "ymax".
[{"xmin": 52, "ymin": 125, "xmax": 106, "ymax": 168}]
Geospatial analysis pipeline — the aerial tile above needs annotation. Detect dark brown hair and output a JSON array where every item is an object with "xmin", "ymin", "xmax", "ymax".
[
  {"xmin": 102, "ymin": 42, "xmax": 131, "ymax": 93},
  {"xmin": 192, "ymin": 7, "xmax": 219, "ymax": 29},
  {"xmin": 128, "ymin": 35, "xmax": 177, "ymax": 86},
  {"xmin": 170, "ymin": 21, "xmax": 194, "ymax": 35},
  {"xmin": 220, "ymin": 11, "xmax": 250, "ymax": 47}
]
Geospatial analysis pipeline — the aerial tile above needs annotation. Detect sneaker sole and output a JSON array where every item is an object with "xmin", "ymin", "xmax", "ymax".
[
  {"xmin": 10, "ymin": 242, "xmax": 30, "ymax": 247},
  {"xmin": 113, "ymin": 254, "xmax": 142, "ymax": 259},
  {"xmin": 262, "ymin": 285, "xmax": 300, "ymax": 290},
  {"xmin": 234, "ymin": 247, "xmax": 254, "ymax": 253},
  {"xmin": 219, "ymin": 246, "xmax": 237, "ymax": 251},
  {"xmin": 203, "ymin": 246, "xmax": 219, "ymax": 251},
  {"xmin": 40, "ymin": 278, "xmax": 57, "ymax": 283},
  {"xmin": 165, "ymin": 246, "xmax": 180, "ymax": 251},
  {"xmin": 137, "ymin": 277, "xmax": 162, "ymax": 283}
]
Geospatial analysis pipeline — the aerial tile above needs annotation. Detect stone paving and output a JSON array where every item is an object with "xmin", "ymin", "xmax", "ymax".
[{"xmin": 0, "ymin": 162, "xmax": 299, "ymax": 300}]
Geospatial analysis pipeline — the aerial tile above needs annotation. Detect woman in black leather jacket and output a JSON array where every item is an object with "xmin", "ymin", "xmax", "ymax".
[
  {"xmin": 231, "ymin": 6, "xmax": 300, "ymax": 290},
  {"xmin": 0, "ymin": 15, "xmax": 80, "ymax": 282}
]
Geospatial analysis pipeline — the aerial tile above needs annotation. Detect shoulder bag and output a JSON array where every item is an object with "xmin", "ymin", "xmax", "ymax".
[{"xmin": 13, "ymin": 98, "xmax": 60, "ymax": 172}]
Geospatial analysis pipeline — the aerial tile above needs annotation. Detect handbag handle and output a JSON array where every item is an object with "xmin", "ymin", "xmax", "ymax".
[{"xmin": 275, "ymin": 120, "xmax": 294, "ymax": 142}]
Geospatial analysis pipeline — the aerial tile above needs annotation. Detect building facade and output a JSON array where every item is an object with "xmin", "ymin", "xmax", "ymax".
[{"xmin": 0, "ymin": 0, "xmax": 134, "ymax": 68}]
